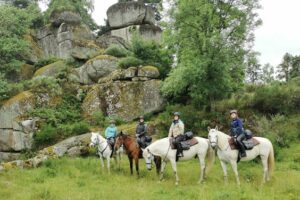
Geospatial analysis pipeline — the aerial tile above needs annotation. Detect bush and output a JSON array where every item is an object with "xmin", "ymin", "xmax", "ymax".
[
  {"xmin": 34, "ymin": 125, "xmax": 58, "ymax": 146},
  {"xmin": 59, "ymin": 122, "xmax": 90, "ymax": 137},
  {"xmin": 252, "ymin": 81, "xmax": 300, "ymax": 115},
  {"xmin": 90, "ymin": 111, "xmax": 105, "ymax": 126},
  {"xmin": 34, "ymin": 57, "xmax": 61, "ymax": 70},
  {"xmin": 104, "ymin": 45, "xmax": 130, "ymax": 58},
  {"xmin": 118, "ymin": 56, "xmax": 143, "ymax": 69},
  {"xmin": 29, "ymin": 77, "xmax": 62, "ymax": 96}
]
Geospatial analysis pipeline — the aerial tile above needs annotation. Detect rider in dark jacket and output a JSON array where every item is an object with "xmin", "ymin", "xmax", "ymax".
[
  {"xmin": 136, "ymin": 116, "xmax": 148, "ymax": 148},
  {"xmin": 230, "ymin": 110, "xmax": 246, "ymax": 157}
]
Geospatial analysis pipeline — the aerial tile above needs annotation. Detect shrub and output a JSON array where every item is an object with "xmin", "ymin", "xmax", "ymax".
[
  {"xmin": 252, "ymin": 81, "xmax": 300, "ymax": 115},
  {"xmin": 118, "ymin": 56, "xmax": 143, "ymax": 69},
  {"xmin": 59, "ymin": 122, "xmax": 90, "ymax": 137},
  {"xmin": 34, "ymin": 57, "xmax": 61, "ymax": 70},
  {"xmin": 104, "ymin": 45, "xmax": 130, "ymax": 58},
  {"xmin": 34, "ymin": 124, "xmax": 58, "ymax": 146},
  {"xmin": 29, "ymin": 77, "xmax": 62, "ymax": 96},
  {"xmin": 90, "ymin": 111, "xmax": 106, "ymax": 126}
]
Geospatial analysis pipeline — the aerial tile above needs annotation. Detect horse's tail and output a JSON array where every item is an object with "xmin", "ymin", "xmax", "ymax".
[
  {"xmin": 205, "ymin": 140, "xmax": 215, "ymax": 174},
  {"xmin": 268, "ymin": 143, "xmax": 275, "ymax": 175}
]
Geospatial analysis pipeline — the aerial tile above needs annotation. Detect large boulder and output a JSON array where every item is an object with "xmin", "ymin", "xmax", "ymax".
[
  {"xmin": 109, "ymin": 24, "xmax": 162, "ymax": 43},
  {"xmin": 75, "ymin": 55, "xmax": 118, "ymax": 85},
  {"xmin": 36, "ymin": 23, "xmax": 99, "ymax": 59},
  {"xmin": 82, "ymin": 80, "xmax": 165, "ymax": 121},
  {"xmin": 0, "ymin": 91, "xmax": 36, "ymax": 151},
  {"xmin": 138, "ymin": 66, "xmax": 160, "ymax": 79},
  {"xmin": 0, "ymin": 152, "xmax": 21, "ymax": 162},
  {"xmin": 107, "ymin": 2, "xmax": 155, "ymax": 29},
  {"xmin": 96, "ymin": 34, "xmax": 128, "ymax": 49},
  {"xmin": 50, "ymin": 11, "xmax": 82, "ymax": 27},
  {"xmin": 33, "ymin": 60, "xmax": 67, "ymax": 78}
]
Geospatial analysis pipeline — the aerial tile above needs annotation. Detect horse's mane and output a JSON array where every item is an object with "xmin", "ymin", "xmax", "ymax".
[{"xmin": 216, "ymin": 130, "xmax": 230, "ymax": 150}]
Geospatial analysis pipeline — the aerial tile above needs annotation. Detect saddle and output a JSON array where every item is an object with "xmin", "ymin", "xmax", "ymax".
[
  {"xmin": 170, "ymin": 137, "xmax": 198, "ymax": 150},
  {"xmin": 228, "ymin": 137, "xmax": 259, "ymax": 150}
]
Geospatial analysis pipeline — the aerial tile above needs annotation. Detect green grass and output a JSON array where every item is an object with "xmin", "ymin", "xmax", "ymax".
[{"xmin": 1, "ymin": 145, "xmax": 300, "ymax": 200}]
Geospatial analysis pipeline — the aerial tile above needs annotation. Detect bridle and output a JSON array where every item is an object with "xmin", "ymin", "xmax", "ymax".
[
  {"xmin": 91, "ymin": 135, "xmax": 109, "ymax": 156},
  {"xmin": 145, "ymin": 149, "xmax": 153, "ymax": 168}
]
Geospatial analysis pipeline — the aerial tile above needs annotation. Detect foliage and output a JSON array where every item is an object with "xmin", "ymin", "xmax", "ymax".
[
  {"xmin": 277, "ymin": 53, "xmax": 300, "ymax": 82},
  {"xmin": 252, "ymin": 80, "xmax": 300, "ymax": 115},
  {"xmin": 90, "ymin": 111, "xmax": 106, "ymax": 126},
  {"xmin": 34, "ymin": 57, "xmax": 61, "ymax": 70},
  {"xmin": 129, "ymin": 34, "xmax": 172, "ymax": 78},
  {"xmin": 104, "ymin": 45, "xmax": 130, "ymax": 58},
  {"xmin": 34, "ymin": 124, "xmax": 58, "ymax": 146},
  {"xmin": 161, "ymin": 0, "xmax": 261, "ymax": 108},
  {"xmin": 29, "ymin": 77, "xmax": 62, "ymax": 96},
  {"xmin": 45, "ymin": 0, "xmax": 98, "ymax": 30},
  {"xmin": 0, "ymin": 74, "xmax": 10, "ymax": 101},
  {"xmin": 0, "ymin": 4, "xmax": 43, "ymax": 79},
  {"xmin": 245, "ymin": 51, "xmax": 262, "ymax": 84},
  {"xmin": 118, "ymin": 56, "xmax": 143, "ymax": 69}
]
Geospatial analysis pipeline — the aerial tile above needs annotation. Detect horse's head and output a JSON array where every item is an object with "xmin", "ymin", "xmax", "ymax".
[
  {"xmin": 115, "ymin": 131, "xmax": 126, "ymax": 150},
  {"xmin": 90, "ymin": 132, "xmax": 99, "ymax": 147},
  {"xmin": 142, "ymin": 148, "xmax": 153, "ymax": 171},
  {"xmin": 208, "ymin": 126, "xmax": 219, "ymax": 149}
]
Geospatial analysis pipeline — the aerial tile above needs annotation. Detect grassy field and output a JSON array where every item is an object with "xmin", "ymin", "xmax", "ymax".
[{"xmin": 0, "ymin": 144, "xmax": 300, "ymax": 200}]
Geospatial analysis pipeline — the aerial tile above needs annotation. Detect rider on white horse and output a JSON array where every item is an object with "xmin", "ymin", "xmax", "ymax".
[
  {"xmin": 168, "ymin": 112, "xmax": 185, "ymax": 159},
  {"xmin": 105, "ymin": 119, "xmax": 118, "ymax": 155},
  {"xmin": 230, "ymin": 110, "xmax": 246, "ymax": 158}
]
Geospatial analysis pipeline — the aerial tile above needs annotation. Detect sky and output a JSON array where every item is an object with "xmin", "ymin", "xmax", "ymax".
[{"xmin": 40, "ymin": 0, "xmax": 300, "ymax": 67}]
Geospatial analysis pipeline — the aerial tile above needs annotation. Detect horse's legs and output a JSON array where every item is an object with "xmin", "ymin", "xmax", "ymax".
[
  {"xmin": 154, "ymin": 156, "xmax": 162, "ymax": 175},
  {"xmin": 128, "ymin": 156, "xmax": 133, "ymax": 175},
  {"xmin": 170, "ymin": 159, "xmax": 179, "ymax": 185},
  {"xmin": 230, "ymin": 160, "xmax": 240, "ymax": 185},
  {"xmin": 135, "ymin": 158, "xmax": 139, "ymax": 176},
  {"xmin": 107, "ymin": 156, "xmax": 111, "ymax": 174},
  {"xmin": 159, "ymin": 161, "xmax": 167, "ymax": 181},
  {"xmin": 261, "ymin": 155, "xmax": 269, "ymax": 183},
  {"xmin": 198, "ymin": 154, "xmax": 206, "ymax": 184},
  {"xmin": 220, "ymin": 160, "xmax": 228, "ymax": 184},
  {"xmin": 99, "ymin": 154, "xmax": 104, "ymax": 168}
]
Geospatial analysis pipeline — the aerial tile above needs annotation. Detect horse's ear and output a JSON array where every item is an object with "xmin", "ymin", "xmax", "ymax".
[
  {"xmin": 215, "ymin": 126, "xmax": 218, "ymax": 131},
  {"xmin": 207, "ymin": 126, "xmax": 211, "ymax": 132},
  {"xmin": 141, "ymin": 148, "xmax": 145, "ymax": 152},
  {"xmin": 119, "ymin": 131, "xmax": 123, "ymax": 135}
]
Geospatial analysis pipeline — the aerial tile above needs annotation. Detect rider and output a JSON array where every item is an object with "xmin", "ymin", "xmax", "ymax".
[
  {"xmin": 168, "ymin": 112, "xmax": 185, "ymax": 158},
  {"xmin": 230, "ymin": 110, "xmax": 246, "ymax": 157},
  {"xmin": 105, "ymin": 119, "xmax": 118, "ymax": 154},
  {"xmin": 136, "ymin": 116, "xmax": 149, "ymax": 148}
]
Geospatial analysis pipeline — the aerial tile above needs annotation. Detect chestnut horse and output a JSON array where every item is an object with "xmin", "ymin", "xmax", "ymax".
[{"xmin": 114, "ymin": 132, "xmax": 161, "ymax": 176}]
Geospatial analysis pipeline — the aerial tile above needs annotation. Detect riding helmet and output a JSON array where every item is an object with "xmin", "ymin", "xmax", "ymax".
[
  {"xmin": 230, "ymin": 110, "xmax": 238, "ymax": 115},
  {"xmin": 173, "ymin": 112, "xmax": 180, "ymax": 116}
]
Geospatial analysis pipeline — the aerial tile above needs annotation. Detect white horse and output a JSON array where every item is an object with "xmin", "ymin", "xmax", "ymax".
[
  {"xmin": 90, "ymin": 132, "xmax": 122, "ymax": 172},
  {"xmin": 207, "ymin": 127, "xmax": 275, "ymax": 185},
  {"xmin": 142, "ymin": 137, "xmax": 215, "ymax": 185}
]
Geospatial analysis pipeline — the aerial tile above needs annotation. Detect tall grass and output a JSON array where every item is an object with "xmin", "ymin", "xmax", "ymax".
[{"xmin": 0, "ymin": 144, "xmax": 300, "ymax": 200}]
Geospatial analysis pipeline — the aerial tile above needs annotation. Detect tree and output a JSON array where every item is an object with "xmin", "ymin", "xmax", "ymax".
[
  {"xmin": 245, "ymin": 51, "xmax": 262, "ymax": 84},
  {"xmin": 277, "ymin": 53, "xmax": 293, "ymax": 82},
  {"xmin": 290, "ymin": 55, "xmax": 300, "ymax": 79},
  {"xmin": 0, "ymin": 4, "xmax": 42, "ymax": 79},
  {"xmin": 161, "ymin": 0, "xmax": 261, "ymax": 108},
  {"xmin": 261, "ymin": 63, "xmax": 275, "ymax": 83},
  {"xmin": 45, "ymin": 0, "xmax": 98, "ymax": 30}
]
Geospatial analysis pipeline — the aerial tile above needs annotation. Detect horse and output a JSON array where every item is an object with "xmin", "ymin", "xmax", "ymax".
[
  {"xmin": 207, "ymin": 127, "xmax": 275, "ymax": 185},
  {"xmin": 142, "ymin": 136, "xmax": 215, "ymax": 185},
  {"xmin": 90, "ymin": 132, "xmax": 121, "ymax": 173},
  {"xmin": 114, "ymin": 132, "xmax": 161, "ymax": 176}
]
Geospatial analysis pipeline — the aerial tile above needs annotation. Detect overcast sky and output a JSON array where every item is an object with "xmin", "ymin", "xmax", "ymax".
[{"xmin": 41, "ymin": 0, "xmax": 300, "ymax": 67}]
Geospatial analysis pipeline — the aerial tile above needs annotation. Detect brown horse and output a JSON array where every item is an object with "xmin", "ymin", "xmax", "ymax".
[{"xmin": 114, "ymin": 132, "xmax": 161, "ymax": 176}]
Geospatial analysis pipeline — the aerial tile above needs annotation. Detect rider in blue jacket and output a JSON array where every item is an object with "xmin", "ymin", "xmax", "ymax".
[
  {"xmin": 230, "ymin": 110, "xmax": 246, "ymax": 157},
  {"xmin": 105, "ymin": 120, "xmax": 118, "ymax": 153}
]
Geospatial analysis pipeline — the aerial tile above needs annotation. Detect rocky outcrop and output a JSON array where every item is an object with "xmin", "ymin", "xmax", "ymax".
[
  {"xmin": 50, "ymin": 11, "xmax": 82, "ymax": 27},
  {"xmin": 0, "ymin": 91, "xmax": 36, "ymax": 153},
  {"xmin": 36, "ymin": 22, "xmax": 101, "ymax": 60},
  {"xmin": 101, "ymin": 1, "xmax": 162, "ymax": 46},
  {"xmin": 0, "ymin": 91, "xmax": 57, "ymax": 154},
  {"xmin": 82, "ymin": 68, "xmax": 164, "ymax": 121},
  {"xmin": 107, "ymin": 2, "xmax": 155, "ymax": 29},
  {"xmin": 33, "ymin": 60, "xmax": 67, "ymax": 78},
  {"xmin": 75, "ymin": 55, "xmax": 119, "ymax": 85},
  {"xmin": 109, "ymin": 24, "xmax": 162, "ymax": 43}
]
